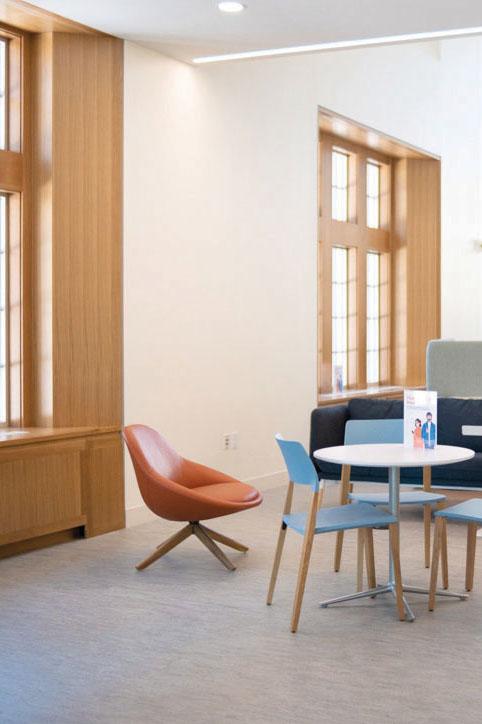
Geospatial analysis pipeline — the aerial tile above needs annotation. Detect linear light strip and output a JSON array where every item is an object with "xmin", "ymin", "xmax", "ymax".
[{"xmin": 192, "ymin": 25, "xmax": 482, "ymax": 64}]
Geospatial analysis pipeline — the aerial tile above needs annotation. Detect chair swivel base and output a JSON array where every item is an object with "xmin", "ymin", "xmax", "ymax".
[{"xmin": 135, "ymin": 521, "xmax": 248, "ymax": 572}]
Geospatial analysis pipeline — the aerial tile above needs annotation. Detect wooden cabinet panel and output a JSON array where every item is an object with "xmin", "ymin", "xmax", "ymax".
[
  {"xmin": 0, "ymin": 444, "xmax": 85, "ymax": 544},
  {"xmin": 0, "ymin": 429, "xmax": 124, "ymax": 552},
  {"xmin": 82, "ymin": 433, "xmax": 125, "ymax": 537}
]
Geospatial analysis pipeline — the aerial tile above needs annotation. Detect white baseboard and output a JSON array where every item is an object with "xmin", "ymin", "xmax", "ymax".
[
  {"xmin": 244, "ymin": 469, "xmax": 288, "ymax": 491},
  {"xmin": 125, "ymin": 469, "xmax": 289, "ymax": 528},
  {"xmin": 125, "ymin": 505, "xmax": 158, "ymax": 527}
]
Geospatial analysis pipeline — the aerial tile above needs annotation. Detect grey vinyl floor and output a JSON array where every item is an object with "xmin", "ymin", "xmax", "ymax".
[{"xmin": 1, "ymin": 484, "xmax": 482, "ymax": 724}]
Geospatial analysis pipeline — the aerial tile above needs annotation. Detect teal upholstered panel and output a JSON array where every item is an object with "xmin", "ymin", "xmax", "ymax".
[{"xmin": 426, "ymin": 340, "xmax": 482, "ymax": 397}]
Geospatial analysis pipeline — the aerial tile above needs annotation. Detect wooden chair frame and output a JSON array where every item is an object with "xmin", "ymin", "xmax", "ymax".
[
  {"xmin": 136, "ymin": 522, "xmax": 248, "ymax": 572},
  {"xmin": 429, "ymin": 517, "xmax": 475, "ymax": 611}
]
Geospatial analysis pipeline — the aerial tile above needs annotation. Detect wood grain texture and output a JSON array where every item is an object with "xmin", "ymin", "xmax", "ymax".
[
  {"xmin": 334, "ymin": 464, "xmax": 351, "ymax": 571},
  {"xmin": 28, "ymin": 33, "xmax": 123, "ymax": 428},
  {"xmin": 291, "ymin": 489, "xmax": 320, "ymax": 633},
  {"xmin": 0, "ymin": 425, "xmax": 117, "ymax": 446},
  {"xmin": 0, "ymin": 27, "xmax": 125, "ymax": 555},
  {"xmin": 405, "ymin": 159, "xmax": 441, "ymax": 384},
  {"xmin": 318, "ymin": 107, "xmax": 438, "ymax": 161},
  {"xmin": 429, "ymin": 516, "xmax": 443, "ymax": 611},
  {"xmin": 466, "ymin": 522, "xmax": 478, "ymax": 592},
  {"xmin": 389, "ymin": 523, "xmax": 405, "ymax": 621},
  {"xmin": 391, "ymin": 158, "xmax": 441, "ymax": 386},
  {"xmin": 0, "ymin": 443, "xmax": 83, "ymax": 542},
  {"xmin": 0, "ymin": 527, "xmax": 78, "ymax": 558},
  {"xmin": 29, "ymin": 30, "xmax": 53, "ymax": 426},
  {"xmin": 0, "ymin": 429, "xmax": 124, "ymax": 551},
  {"xmin": 0, "ymin": 1, "xmax": 106, "ymax": 34},
  {"xmin": 52, "ymin": 34, "xmax": 123, "ymax": 428},
  {"xmin": 267, "ymin": 481, "xmax": 294, "ymax": 605},
  {"xmin": 0, "ymin": 149, "xmax": 22, "ymax": 190},
  {"xmin": 81, "ymin": 432, "xmax": 125, "ymax": 537}
]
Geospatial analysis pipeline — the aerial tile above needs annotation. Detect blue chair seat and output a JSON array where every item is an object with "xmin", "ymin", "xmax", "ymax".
[
  {"xmin": 434, "ymin": 498, "xmax": 482, "ymax": 524},
  {"xmin": 349, "ymin": 491, "xmax": 446, "ymax": 506},
  {"xmin": 283, "ymin": 502, "xmax": 397, "ymax": 535}
]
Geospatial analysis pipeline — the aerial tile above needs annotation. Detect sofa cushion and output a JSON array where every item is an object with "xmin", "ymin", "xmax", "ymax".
[
  {"xmin": 348, "ymin": 398, "xmax": 403, "ymax": 420},
  {"xmin": 437, "ymin": 398, "xmax": 482, "ymax": 453}
]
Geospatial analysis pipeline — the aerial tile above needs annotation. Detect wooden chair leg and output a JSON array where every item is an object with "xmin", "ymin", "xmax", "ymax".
[
  {"xmin": 318, "ymin": 481, "xmax": 325, "ymax": 509},
  {"xmin": 356, "ymin": 528, "xmax": 365, "ymax": 592},
  {"xmin": 267, "ymin": 522, "xmax": 288, "ymax": 605},
  {"xmin": 193, "ymin": 524, "xmax": 236, "ymax": 571},
  {"xmin": 423, "ymin": 504, "xmax": 431, "ymax": 568},
  {"xmin": 334, "ymin": 465, "xmax": 351, "ymax": 572},
  {"xmin": 466, "ymin": 522, "xmax": 478, "ymax": 592},
  {"xmin": 441, "ymin": 518, "xmax": 449, "ymax": 589},
  {"xmin": 389, "ymin": 523, "xmax": 405, "ymax": 621},
  {"xmin": 291, "ymin": 489, "xmax": 320, "ymax": 633},
  {"xmin": 267, "ymin": 482, "xmax": 294, "ymax": 605},
  {"xmin": 334, "ymin": 531, "xmax": 344, "ymax": 573},
  {"xmin": 365, "ymin": 528, "xmax": 376, "ymax": 589},
  {"xmin": 136, "ymin": 524, "xmax": 193, "ymax": 571},
  {"xmin": 428, "ymin": 516, "xmax": 443, "ymax": 611},
  {"xmin": 200, "ymin": 525, "xmax": 248, "ymax": 552}
]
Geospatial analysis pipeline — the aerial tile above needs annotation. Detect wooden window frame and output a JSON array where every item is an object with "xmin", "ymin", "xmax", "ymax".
[
  {"xmin": 0, "ymin": 21, "xmax": 28, "ymax": 426},
  {"xmin": 319, "ymin": 132, "xmax": 391, "ymax": 394}
]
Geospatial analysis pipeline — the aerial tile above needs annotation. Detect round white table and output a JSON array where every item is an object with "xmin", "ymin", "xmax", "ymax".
[{"xmin": 313, "ymin": 443, "xmax": 475, "ymax": 621}]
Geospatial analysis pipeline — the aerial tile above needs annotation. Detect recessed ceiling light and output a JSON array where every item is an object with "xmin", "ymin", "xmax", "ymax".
[{"xmin": 218, "ymin": 2, "xmax": 246, "ymax": 13}]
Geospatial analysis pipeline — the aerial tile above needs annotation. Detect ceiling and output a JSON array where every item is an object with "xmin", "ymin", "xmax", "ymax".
[{"xmin": 27, "ymin": 0, "xmax": 482, "ymax": 63}]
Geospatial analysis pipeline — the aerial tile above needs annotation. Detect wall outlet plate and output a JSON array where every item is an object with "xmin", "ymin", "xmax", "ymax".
[{"xmin": 223, "ymin": 432, "xmax": 238, "ymax": 450}]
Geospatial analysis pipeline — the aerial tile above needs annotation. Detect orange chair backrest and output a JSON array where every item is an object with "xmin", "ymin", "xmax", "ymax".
[{"xmin": 123, "ymin": 424, "xmax": 188, "ymax": 520}]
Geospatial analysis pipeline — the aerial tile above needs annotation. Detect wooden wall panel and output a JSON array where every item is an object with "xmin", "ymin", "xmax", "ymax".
[
  {"xmin": 390, "ymin": 158, "xmax": 441, "ymax": 387},
  {"xmin": 51, "ymin": 34, "xmax": 123, "ymax": 428},
  {"xmin": 28, "ymin": 33, "xmax": 123, "ymax": 428},
  {"xmin": 406, "ymin": 159, "xmax": 441, "ymax": 384},
  {"xmin": 0, "ymin": 0, "xmax": 104, "ymax": 34}
]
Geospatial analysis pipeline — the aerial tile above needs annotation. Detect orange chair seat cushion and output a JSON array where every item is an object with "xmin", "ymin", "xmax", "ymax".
[{"xmin": 194, "ymin": 481, "xmax": 261, "ymax": 506}]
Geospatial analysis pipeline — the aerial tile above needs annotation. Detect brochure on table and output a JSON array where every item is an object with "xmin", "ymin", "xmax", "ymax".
[{"xmin": 404, "ymin": 390, "xmax": 438, "ymax": 449}]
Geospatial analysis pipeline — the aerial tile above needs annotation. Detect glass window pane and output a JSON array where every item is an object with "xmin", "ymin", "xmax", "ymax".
[
  {"xmin": 332, "ymin": 247, "xmax": 349, "ymax": 388},
  {"xmin": 0, "ymin": 39, "xmax": 5, "ymax": 150},
  {"xmin": 366, "ymin": 161, "xmax": 380, "ymax": 229},
  {"xmin": 366, "ymin": 251, "xmax": 380, "ymax": 384},
  {"xmin": 332, "ymin": 150, "xmax": 349, "ymax": 222}
]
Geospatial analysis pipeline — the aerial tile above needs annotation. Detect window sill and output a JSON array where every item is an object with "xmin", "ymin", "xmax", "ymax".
[{"xmin": 317, "ymin": 385, "xmax": 409, "ymax": 407}]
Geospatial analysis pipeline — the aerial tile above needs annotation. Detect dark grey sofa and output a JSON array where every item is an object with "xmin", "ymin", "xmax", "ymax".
[{"xmin": 310, "ymin": 397, "xmax": 482, "ymax": 488}]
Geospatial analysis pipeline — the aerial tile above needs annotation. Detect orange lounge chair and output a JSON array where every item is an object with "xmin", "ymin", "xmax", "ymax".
[{"xmin": 124, "ymin": 424, "xmax": 263, "ymax": 571}]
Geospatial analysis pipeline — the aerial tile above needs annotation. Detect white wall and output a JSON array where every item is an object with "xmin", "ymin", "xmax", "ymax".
[{"xmin": 124, "ymin": 38, "xmax": 482, "ymax": 513}]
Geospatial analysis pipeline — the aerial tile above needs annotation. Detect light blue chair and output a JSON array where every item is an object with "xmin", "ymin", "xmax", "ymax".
[
  {"xmin": 334, "ymin": 419, "xmax": 447, "ymax": 581},
  {"xmin": 267, "ymin": 434, "xmax": 404, "ymax": 632},
  {"xmin": 429, "ymin": 499, "xmax": 482, "ymax": 610}
]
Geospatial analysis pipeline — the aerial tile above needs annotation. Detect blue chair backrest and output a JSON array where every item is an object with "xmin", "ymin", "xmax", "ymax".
[
  {"xmin": 275, "ymin": 434, "xmax": 319, "ymax": 490},
  {"xmin": 344, "ymin": 419, "xmax": 403, "ymax": 445}
]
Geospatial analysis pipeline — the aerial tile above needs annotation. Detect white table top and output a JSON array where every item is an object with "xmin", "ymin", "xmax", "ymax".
[{"xmin": 313, "ymin": 443, "xmax": 475, "ymax": 468}]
